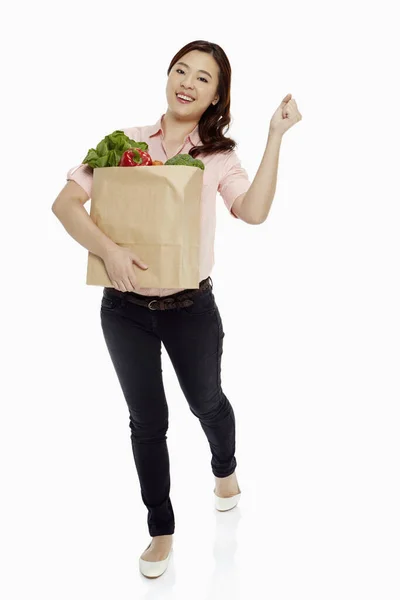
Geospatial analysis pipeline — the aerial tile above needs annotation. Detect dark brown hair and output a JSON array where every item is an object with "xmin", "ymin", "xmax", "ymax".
[{"xmin": 167, "ymin": 40, "xmax": 237, "ymax": 159}]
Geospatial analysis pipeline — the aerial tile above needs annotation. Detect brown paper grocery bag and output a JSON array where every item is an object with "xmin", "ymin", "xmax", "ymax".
[{"xmin": 86, "ymin": 165, "xmax": 204, "ymax": 289}]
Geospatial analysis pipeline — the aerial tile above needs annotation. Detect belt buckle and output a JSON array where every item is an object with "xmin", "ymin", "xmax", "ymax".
[{"xmin": 148, "ymin": 299, "xmax": 158, "ymax": 310}]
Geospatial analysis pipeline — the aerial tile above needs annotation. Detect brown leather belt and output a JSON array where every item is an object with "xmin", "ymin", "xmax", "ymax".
[{"xmin": 103, "ymin": 276, "xmax": 213, "ymax": 311}]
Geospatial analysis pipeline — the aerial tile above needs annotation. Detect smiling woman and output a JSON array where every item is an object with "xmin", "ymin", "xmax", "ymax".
[
  {"xmin": 163, "ymin": 40, "xmax": 240, "ymax": 158},
  {"xmin": 57, "ymin": 40, "xmax": 253, "ymax": 580}
]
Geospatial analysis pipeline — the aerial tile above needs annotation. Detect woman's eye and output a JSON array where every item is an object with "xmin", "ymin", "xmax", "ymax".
[{"xmin": 176, "ymin": 68, "xmax": 208, "ymax": 83}]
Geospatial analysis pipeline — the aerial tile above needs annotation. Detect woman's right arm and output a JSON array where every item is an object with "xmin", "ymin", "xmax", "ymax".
[
  {"xmin": 51, "ymin": 180, "xmax": 119, "ymax": 260},
  {"xmin": 51, "ymin": 180, "xmax": 148, "ymax": 291}
]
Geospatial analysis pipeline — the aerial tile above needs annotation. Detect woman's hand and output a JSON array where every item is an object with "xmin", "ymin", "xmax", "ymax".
[
  {"xmin": 103, "ymin": 246, "xmax": 149, "ymax": 292},
  {"xmin": 269, "ymin": 93, "xmax": 302, "ymax": 136}
]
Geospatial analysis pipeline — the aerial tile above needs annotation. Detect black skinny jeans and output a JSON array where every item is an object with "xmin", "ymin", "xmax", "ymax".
[{"xmin": 99, "ymin": 278, "xmax": 237, "ymax": 537}]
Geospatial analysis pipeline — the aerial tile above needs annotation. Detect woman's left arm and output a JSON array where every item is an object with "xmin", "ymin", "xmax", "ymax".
[{"xmin": 234, "ymin": 94, "xmax": 302, "ymax": 224}]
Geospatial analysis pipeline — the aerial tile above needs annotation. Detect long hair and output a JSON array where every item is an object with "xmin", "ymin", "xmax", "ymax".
[{"xmin": 166, "ymin": 40, "xmax": 237, "ymax": 159}]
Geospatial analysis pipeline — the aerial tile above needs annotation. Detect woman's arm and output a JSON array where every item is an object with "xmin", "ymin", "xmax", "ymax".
[
  {"xmin": 235, "ymin": 94, "xmax": 302, "ymax": 224},
  {"xmin": 233, "ymin": 130, "xmax": 282, "ymax": 224},
  {"xmin": 51, "ymin": 181, "xmax": 119, "ymax": 260}
]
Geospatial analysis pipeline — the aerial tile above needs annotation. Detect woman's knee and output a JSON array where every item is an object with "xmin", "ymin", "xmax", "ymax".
[{"xmin": 128, "ymin": 408, "xmax": 169, "ymax": 442}]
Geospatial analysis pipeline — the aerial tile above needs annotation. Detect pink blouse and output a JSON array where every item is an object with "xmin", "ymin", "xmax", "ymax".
[{"xmin": 66, "ymin": 113, "xmax": 252, "ymax": 297}]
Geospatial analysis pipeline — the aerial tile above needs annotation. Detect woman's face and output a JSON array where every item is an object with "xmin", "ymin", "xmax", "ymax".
[{"xmin": 166, "ymin": 50, "xmax": 220, "ymax": 121}]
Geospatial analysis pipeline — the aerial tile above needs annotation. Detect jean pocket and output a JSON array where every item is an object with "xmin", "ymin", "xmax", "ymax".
[
  {"xmin": 101, "ymin": 293, "xmax": 122, "ymax": 311},
  {"xmin": 182, "ymin": 289, "xmax": 216, "ymax": 316}
]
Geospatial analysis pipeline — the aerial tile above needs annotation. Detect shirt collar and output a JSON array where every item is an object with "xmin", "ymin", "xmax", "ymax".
[{"xmin": 148, "ymin": 113, "xmax": 201, "ymax": 147}]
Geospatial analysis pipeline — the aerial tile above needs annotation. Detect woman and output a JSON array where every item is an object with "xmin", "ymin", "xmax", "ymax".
[{"xmin": 53, "ymin": 39, "xmax": 302, "ymax": 579}]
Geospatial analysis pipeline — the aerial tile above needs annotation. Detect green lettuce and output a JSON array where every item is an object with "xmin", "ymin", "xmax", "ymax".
[{"xmin": 82, "ymin": 130, "xmax": 149, "ymax": 168}]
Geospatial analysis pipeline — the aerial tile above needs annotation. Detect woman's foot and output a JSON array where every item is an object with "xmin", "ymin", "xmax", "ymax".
[
  {"xmin": 140, "ymin": 534, "xmax": 173, "ymax": 562},
  {"xmin": 214, "ymin": 471, "xmax": 241, "ymax": 498}
]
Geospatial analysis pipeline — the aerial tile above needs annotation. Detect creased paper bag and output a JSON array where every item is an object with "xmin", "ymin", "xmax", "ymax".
[{"xmin": 86, "ymin": 165, "xmax": 204, "ymax": 289}]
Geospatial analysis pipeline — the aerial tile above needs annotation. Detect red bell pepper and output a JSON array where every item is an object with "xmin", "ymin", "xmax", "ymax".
[{"xmin": 119, "ymin": 148, "xmax": 153, "ymax": 167}]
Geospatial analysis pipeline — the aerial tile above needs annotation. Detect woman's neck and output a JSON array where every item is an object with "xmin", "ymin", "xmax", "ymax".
[{"xmin": 162, "ymin": 111, "xmax": 198, "ymax": 143}]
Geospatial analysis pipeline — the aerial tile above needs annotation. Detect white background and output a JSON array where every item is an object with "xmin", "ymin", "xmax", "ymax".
[{"xmin": 2, "ymin": 0, "xmax": 400, "ymax": 598}]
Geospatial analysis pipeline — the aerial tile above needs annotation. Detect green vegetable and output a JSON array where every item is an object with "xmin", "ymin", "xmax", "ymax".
[
  {"xmin": 164, "ymin": 153, "xmax": 205, "ymax": 170},
  {"xmin": 82, "ymin": 130, "xmax": 149, "ymax": 168}
]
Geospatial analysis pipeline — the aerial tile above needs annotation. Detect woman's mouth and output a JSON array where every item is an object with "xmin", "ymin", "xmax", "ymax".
[{"xmin": 176, "ymin": 94, "xmax": 195, "ymax": 104}]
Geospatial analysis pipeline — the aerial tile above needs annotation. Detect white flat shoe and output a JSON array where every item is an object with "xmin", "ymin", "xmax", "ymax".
[
  {"xmin": 214, "ymin": 488, "xmax": 242, "ymax": 511},
  {"xmin": 139, "ymin": 542, "xmax": 173, "ymax": 578}
]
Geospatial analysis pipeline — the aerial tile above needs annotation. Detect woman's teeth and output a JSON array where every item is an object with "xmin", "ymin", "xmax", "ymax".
[{"xmin": 176, "ymin": 94, "xmax": 194, "ymax": 103}]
